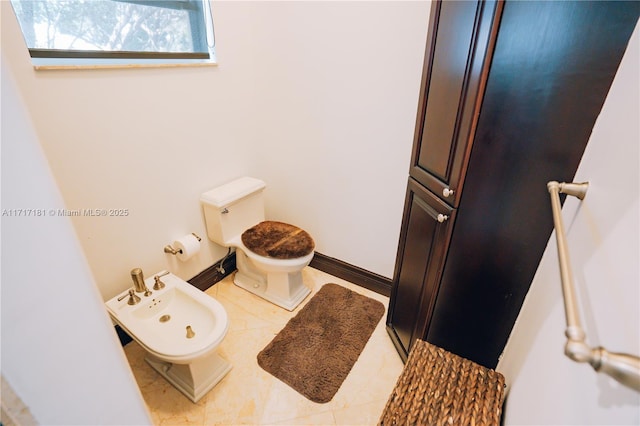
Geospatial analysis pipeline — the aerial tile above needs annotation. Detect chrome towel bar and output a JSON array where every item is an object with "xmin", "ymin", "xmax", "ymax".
[{"xmin": 547, "ymin": 181, "xmax": 640, "ymax": 392}]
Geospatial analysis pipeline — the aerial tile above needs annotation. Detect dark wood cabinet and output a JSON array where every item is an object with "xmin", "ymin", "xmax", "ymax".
[
  {"xmin": 387, "ymin": 0, "xmax": 639, "ymax": 366},
  {"xmin": 410, "ymin": 0, "xmax": 498, "ymax": 209},
  {"xmin": 388, "ymin": 0, "xmax": 501, "ymax": 362},
  {"xmin": 390, "ymin": 178, "xmax": 454, "ymax": 355}
]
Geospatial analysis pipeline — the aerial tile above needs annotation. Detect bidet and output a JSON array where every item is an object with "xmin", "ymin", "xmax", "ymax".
[{"xmin": 105, "ymin": 271, "xmax": 231, "ymax": 402}]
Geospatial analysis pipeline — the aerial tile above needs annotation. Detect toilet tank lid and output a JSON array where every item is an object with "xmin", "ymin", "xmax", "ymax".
[{"xmin": 200, "ymin": 177, "xmax": 266, "ymax": 208}]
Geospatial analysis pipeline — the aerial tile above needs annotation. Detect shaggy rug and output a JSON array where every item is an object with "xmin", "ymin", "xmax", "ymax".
[{"xmin": 257, "ymin": 283, "xmax": 385, "ymax": 403}]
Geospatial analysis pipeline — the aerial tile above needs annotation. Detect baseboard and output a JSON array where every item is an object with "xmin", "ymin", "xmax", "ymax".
[
  {"xmin": 310, "ymin": 252, "xmax": 392, "ymax": 297},
  {"xmin": 190, "ymin": 251, "xmax": 392, "ymax": 296},
  {"xmin": 188, "ymin": 251, "xmax": 237, "ymax": 292}
]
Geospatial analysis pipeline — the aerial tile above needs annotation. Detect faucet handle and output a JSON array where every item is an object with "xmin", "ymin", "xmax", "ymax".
[
  {"xmin": 153, "ymin": 271, "xmax": 169, "ymax": 290},
  {"xmin": 153, "ymin": 275, "xmax": 166, "ymax": 290},
  {"xmin": 127, "ymin": 289, "xmax": 141, "ymax": 305},
  {"xmin": 117, "ymin": 288, "xmax": 141, "ymax": 305},
  {"xmin": 117, "ymin": 288, "xmax": 130, "ymax": 301}
]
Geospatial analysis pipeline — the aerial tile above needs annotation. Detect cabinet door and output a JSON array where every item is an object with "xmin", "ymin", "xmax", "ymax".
[
  {"xmin": 410, "ymin": 0, "xmax": 498, "ymax": 207},
  {"xmin": 387, "ymin": 178, "xmax": 455, "ymax": 360}
]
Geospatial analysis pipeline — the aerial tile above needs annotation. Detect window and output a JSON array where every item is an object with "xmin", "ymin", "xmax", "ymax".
[{"xmin": 10, "ymin": 0, "xmax": 215, "ymax": 67}]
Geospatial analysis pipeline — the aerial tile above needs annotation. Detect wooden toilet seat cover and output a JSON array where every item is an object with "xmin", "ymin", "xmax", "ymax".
[{"xmin": 241, "ymin": 221, "xmax": 315, "ymax": 259}]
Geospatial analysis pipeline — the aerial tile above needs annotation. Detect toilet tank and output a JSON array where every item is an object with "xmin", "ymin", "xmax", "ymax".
[{"xmin": 200, "ymin": 177, "xmax": 266, "ymax": 246}]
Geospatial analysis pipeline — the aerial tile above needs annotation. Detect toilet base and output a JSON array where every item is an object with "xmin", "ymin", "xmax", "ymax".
[
  {"xmin": 145, "ymin": 351, "xmax": 232, "ymax": 403},
  {"xmin": 234, "ymin": 269, "xmax": 311, "ymax": 311}
]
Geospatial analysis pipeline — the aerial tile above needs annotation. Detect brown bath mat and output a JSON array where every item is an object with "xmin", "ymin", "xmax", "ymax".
[{"xmin": 257, "ymin": 283, "xmax": 385, "ymax": 403}]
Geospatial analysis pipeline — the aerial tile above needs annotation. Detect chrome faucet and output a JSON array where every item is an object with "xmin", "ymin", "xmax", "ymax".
[{"xmin": 131, "ymin": 268, "xmax": 152, "ymax": 296}]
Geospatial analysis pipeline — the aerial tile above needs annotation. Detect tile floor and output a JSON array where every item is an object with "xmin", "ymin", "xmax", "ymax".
[{"xmin": 122, "ymin": 267, "xmax": 405, "ymax": 425}]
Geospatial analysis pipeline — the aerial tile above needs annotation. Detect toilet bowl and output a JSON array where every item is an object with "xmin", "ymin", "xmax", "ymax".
[
  {"xmin": 232, "ymin": 233, "xmax": 314, "ymax": 310},
  {"xmin": 201, "ymin": 177, "xmax": 314, "ymax": 311},
  {"xmin": 105, "ymin": 271, "xmax": 231, "ymax": 403}
]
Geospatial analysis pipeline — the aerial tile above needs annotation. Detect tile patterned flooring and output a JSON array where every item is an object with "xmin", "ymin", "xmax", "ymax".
[{"xmin": 122, "ymin": 267, "xmax": 404, "ymax": 425}]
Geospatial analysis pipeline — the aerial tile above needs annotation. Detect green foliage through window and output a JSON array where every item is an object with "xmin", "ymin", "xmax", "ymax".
[{"xmin": 10, "ymin": 0, "xmax": 214, "ymax": 62}]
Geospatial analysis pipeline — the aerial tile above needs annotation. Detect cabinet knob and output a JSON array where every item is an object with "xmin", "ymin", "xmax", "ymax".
[
  {"xmin": 437, "ymin": 214, "xmax": 449, "ymax": 223},
  {"xmin": 443, "ymin": 187, "xmax": 455, "ymax": 197}
]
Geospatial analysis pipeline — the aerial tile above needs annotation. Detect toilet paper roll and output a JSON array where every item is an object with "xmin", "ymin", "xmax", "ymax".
[{"xmin": 174, "ymin": 234, "xmax": 201, "ymax": 261}]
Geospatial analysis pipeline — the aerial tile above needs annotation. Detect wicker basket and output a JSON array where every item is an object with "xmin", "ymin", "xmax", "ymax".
[{"xmin": 379, "ymin": 340, "xmax": 505, "ymax": 426}]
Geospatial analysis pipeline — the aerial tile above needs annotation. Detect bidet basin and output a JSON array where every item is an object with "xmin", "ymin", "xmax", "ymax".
[{"xmin": 105, "ymin": 271, "xmax": 228, "ymax": 363}]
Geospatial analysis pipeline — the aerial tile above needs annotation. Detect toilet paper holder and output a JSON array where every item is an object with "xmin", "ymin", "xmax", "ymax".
[{"xmin": 164, "ymin": 233, "xmax": 202, "ymax": 255}]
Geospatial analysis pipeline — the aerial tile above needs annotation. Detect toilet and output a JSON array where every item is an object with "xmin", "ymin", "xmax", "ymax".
[
  {"xmin": 105, "ymin": 271, "xmax": 231, "ymax": 403},
  {"xmin": 200, "ymin": 177, "xmax": 315, "ymax": 311}
]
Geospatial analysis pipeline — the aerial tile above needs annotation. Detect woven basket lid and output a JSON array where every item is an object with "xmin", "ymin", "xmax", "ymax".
[{"xmin": 379, "ymin": 340, "xmax": 506, "ymax": 425}]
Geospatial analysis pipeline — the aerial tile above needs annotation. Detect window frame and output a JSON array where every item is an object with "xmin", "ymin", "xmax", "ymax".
[{"xmin": 11, "ymin": 0, "xmax": 216, "ymax": 69}]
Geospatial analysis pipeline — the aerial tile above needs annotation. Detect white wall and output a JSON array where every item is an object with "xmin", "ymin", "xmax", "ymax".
[
  {"xmin": 248, "ymin": 2, "xmax": 427, "ymax": 270},
  {"xmin": 498, "ymin": 21, "xmax": 640, "ymax": 425},
  {"xmin": 1, "ymin": 59, "xmax": 151, "ymax": 425},
  {"xmin": 1, "ymin": 1, "xmax": 429, "ymax": 301}
]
